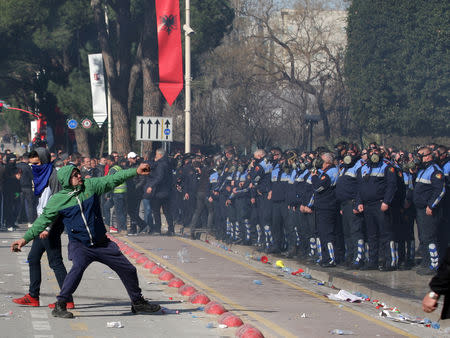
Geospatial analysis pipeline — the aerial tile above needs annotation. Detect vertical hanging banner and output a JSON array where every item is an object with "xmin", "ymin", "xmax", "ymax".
[
  {"xmin": 155, "ymin": 0, "xmax": 183, "ymax": 106},
  {"xmin": 88, "ymin": 53, "xmax": 108, "ymax": 127}
]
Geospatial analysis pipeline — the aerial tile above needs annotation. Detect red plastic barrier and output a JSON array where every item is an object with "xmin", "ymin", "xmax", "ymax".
[
  {"xmin": 189, "ymin": 293, "xmax": 210, "ymax": 305},
  {"xmin": 178, "ymin": 285, "xmax": 197, "ymax": 296},
  {"xmin": 168, "ymin": 278, "xmax": 185, "ymax": 288},
  {"xmin": 150, "ymin": 265, "xmax": 165, "ymax": 274},
  {"xmin": 236, "ymin": 324, "xmax": 264, "ymax": 338},
  {"xmin": 159, "ymin": 271, "xmax": 175, "ymax": 281},
  {"xmin": 204, "ymin": 301, "xmax": 226, "ymax": 315},
  {"xmin": 144, "ymin": 260, "xmax": 156, "ymax": 269},
  {"xmin": 218, "ymin": 312, "xmax": 243, "ymax": 327}
]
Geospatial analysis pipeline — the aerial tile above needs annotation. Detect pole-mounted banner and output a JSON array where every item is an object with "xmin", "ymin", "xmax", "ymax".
[
  {"xmin": 88, "ymin": 53, "xmax": 107, "ymax": 127},
  {"xmin": 155, "ymin": 0, "xmax": 183, "ymax": 106}
]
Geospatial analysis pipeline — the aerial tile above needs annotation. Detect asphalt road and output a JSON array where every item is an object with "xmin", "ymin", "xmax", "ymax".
[{"xmin": 0, "ymin": 229, "xmax": 441, "ymax": 338}]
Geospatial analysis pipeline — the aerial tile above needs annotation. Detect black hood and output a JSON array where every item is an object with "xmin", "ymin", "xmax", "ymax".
[{"xmin": 35, "ymin": 147, "xmax": 51, "ymax": 164}]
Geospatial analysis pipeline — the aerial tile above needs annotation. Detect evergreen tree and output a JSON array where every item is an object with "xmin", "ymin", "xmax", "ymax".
[{"xmin": 345, "ymin": 0, "xmax": 449, "ymax": 137}]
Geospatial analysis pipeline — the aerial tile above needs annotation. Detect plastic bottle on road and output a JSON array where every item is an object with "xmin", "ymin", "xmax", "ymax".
[
  {"xmin": 177, "ymin": 247, "xmax": 190, "ymax": 263},
  {"xmin": 330, "ymin": 329, "xmax": 354, "ymax": 335},
  {"xmin": 106, "ymin": 321, "xmax": 123, "ymax": 328}
]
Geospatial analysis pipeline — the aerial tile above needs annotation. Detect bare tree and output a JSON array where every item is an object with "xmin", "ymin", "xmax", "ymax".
[{"xmin": 240, "ymin": 0, "xmax": 348, "ymax": 141}]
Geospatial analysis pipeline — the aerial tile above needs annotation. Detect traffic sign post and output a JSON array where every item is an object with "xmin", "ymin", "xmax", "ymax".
[
  {"xmin": 67, "ymin": 119, "xmax": 78, "ymax": 129},
  {"xmin": 82, "ymin": 118, "xmax": 92, "ymax": 129},
  {"xmin": 136, "ymin": 116, "xmax": 173, "ymax": 141}
]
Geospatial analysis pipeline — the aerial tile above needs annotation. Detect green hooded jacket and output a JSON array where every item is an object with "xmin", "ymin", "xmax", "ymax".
[{"xmin": 23, "ymin": 165, "xmax": 137, "ymax": 246}]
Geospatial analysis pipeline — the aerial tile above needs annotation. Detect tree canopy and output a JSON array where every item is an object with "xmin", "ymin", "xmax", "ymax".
[
  {"xmin": 0, "ymin": 0, "xmax": 234, "ymax": 154},
  {"xmin": 345, "ymin": 0, "xmax": 449, "ymax": 137}
]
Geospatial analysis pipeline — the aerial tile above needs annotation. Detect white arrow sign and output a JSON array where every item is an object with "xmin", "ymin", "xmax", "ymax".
[{"xmin": 136, "ymin": 116, "xmax": 173, "ymax": 142}]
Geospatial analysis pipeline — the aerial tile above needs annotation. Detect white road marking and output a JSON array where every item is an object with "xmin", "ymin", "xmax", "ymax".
[
  {"xmin": 32, "ymin": 321, "xmax": 51, "ymax": 331},
  {"xmin": 30, "ymin": 310, "xmax": 48, "ymax": 319}
]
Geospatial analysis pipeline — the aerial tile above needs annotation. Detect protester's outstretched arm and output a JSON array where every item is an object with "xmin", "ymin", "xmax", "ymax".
[
  {"xmin": 11, "ymin": 201, "xmax": 60, "ymax": 252},
  {"xmin": 88, "ymin": 163, "xmax": 150, "ymax": 195}
]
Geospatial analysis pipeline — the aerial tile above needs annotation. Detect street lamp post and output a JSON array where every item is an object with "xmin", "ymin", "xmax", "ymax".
[
  {"xmin": 184, "ymin": 0, "xmax": 193, "ymax": 154},
  {"xmin": 305, "ymin": 114, "xmax": 321, "ymax": 152}
]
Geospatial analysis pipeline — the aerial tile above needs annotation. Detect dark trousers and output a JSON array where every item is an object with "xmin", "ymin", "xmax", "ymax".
[
  {"xmin": 182, "ymin": 193, "xmax": 195, "ymax": 227},
  {"xmin": 150, "ymin": 197, "xmax": 173, "ymax": 233},
  {"xmin": 104, "ymin": 194, "xmax": 127, "ymax": 231},
  {"xmin": 223, "ymin": 197, "xmax": 236, "ymax": 239},
  {"xmin": 271, "ymin": 201, "xmax": 288, "ymax": 250},
  {"xmin": 28, "ymin": 234, "xmax": 70, "ymax": 300},
  {"xmin": 364, "ymin": 201, "xmax": 393, "ymax": 267},
  {"xmin": 234, "ymin": 196, "xmax": 251, "ymax": 241},
  {"xmin": 340, "ymin": 200, "xmax": 364, "ymax": 262},
  {"xmin": 212, "ymin": 198, "xmax": 224, "ymax": 238},
  {"xmin": 416, "ymin": 207, "xmax": 443, "ymax": 267},
  {"xmin": 127, "ymin": 196, "xmax": 145, "ymax": 232},
  {"xmin": 398, "ymin": 206, "xmax": 415, "ymax": 264},
  {"xmin": 0, "ymin": 192, "xmax": 3, "ymax": 227},
  {"xmin": 19, "ymin": 187, "xmax": 35, "ymax": 223},
  {"xmin": 256, "ymin": 193, "xmax": 272, "ymax": 226},
  {"xmin": 171, "ymin": 191, "xmax": 183, "ymax": 223},
  {"xmin": 58, "ymin": 239, "xmax": 141, "ymax": 303},
  {"xmin": 113, "ymin": 194, "xmax": 127, "ymax": 231},
  {"xmin": 316, "ymin": 207, "xmax": 338, "ymax": 262},
  {"xmin": 285, "ymin": 207, "xmax": 299, "ymax": 253},
  {"xmin": 189, "ymin": 192, "xmax": 213, "ymax": 230},
  {"xmin": 4, "ymin": 193, "xmax": 19, "ymax": 227}
]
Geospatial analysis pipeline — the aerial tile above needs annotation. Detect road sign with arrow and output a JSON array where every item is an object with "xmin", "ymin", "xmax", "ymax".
[{"xmin": 136, "ymin": 116, "xmax": 173, "ymax": 141}]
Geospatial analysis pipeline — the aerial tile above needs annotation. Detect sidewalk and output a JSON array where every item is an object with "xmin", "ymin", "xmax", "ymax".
[{"xmin": 186, "ymin": 226, "xmax": 445, "ymax": 325}]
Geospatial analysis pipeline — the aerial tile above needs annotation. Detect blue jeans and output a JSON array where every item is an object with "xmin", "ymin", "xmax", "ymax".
[
  {"xmin": 142, "ymin": 199, "xmax": 153, "ymax": 228},
  {"xmin": 104, "ymin": 194, "xmax": 127, "ymax": 231}
]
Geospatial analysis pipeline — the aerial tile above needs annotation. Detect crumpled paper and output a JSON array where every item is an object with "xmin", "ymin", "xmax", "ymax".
[{"xmin": 327, "ymin": 290, "xmax": 363, "ymax": 303}]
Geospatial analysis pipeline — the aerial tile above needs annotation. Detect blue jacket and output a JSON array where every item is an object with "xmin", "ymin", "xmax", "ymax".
[
  {"xmin": 413, "ymin": 163, "xmax": 446, "ymax": 209},
  {"xmin": 356, "ymin": 161, "xmax": 397, "ymax": 205},
  {"xmin": 311, "ymin": 166, "xmax": 339, "ymax": 209}
]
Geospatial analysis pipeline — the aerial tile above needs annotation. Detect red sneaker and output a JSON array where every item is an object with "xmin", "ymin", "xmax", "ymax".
[
  {"xmin": 48, "ymin": 301, "xmax": 75, "ymax": 309},
  {"xmin": 12, "ymin": 294, "xmax": 40, "ymax": 307},
  {"xmin": 110, "ymin": 226, "xmax": 118, "ymax": 233}
]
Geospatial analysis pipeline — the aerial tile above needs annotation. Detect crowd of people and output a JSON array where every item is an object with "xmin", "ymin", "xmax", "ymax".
[{"xmin": 1, "ymin": 141, "xmax": 449, "ymax": 277}]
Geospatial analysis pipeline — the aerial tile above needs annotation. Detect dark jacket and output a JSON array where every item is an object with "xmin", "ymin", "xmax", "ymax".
[
  {"xmin": 144, "ymin": 156, "xmax": 172, "ymax": 199},
  {"xmin": 17, "ymin": 161, "xmax": 33, "ymax": 189}
]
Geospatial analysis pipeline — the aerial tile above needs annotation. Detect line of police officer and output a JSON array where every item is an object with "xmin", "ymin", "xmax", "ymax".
[{"xmin": 170, "ymin": 143, "xmax": 449, "ymax": 275}]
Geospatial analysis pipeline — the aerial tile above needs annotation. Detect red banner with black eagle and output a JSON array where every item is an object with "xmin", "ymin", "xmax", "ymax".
[{"xmin": 155, "ymin": 0, "xmax": 183, "ymax": 106}]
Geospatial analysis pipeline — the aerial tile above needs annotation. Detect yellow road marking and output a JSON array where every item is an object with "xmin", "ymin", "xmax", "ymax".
[
  {"xmin": 123, "ymin": 238, "xmax": 295, "ymax": 338},
  {"xmin": 177, "ymin": 237, "xmax": 417, "ymax": 338},
  {"xmin": 70, "ymin": 322, "xmax": 88, "ymax": 331},
  {"xmin": 123, "ymin": 236, "xmax": 416, "ymax": 338}
]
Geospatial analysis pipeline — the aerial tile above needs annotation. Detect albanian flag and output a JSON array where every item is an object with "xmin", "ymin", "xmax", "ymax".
[{"xmin": 155, "ymin": 0, "xmax": 183, "ymax": 106}]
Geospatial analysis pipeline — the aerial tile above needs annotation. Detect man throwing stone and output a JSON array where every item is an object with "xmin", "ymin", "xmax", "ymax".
[{"xmin": 11, "ymin": 162, "xmax": 161, "ymax": 318}]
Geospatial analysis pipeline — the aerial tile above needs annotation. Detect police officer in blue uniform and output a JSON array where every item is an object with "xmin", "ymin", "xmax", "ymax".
[
  {"xmin": 248, "ymin": 149, "xmax": 273, "ymax": 252},
  {"xmin": 356, "ymin": 146, "xmax": 398, "ymax": 271},
  {"xmin": 336, "ymin": 145, "xmax": 365, "ymax": 268},
  {"xmin": 207, "ymin": 156, "xmax": 221, "ymax": 238},
  {"xmin": 413, "ymin": 146, "xmax": 446, "ymax": 275},
  {"xmin": 395, "ymin": 152, "xmax": 416, "ymax": 269},
  {"xmin": 284, "ymin": 150, "xmax": 301, "ymax": 258},
  {"xmin": 228, "ymin": 156, "xmax": 252, "ymax": 244},
  {"xmin": 300, "ymin": 154, "xmax": 318, "ymax": 263},
  {"xmin": 269, "ymin": 148, "xmax": 287, "ymax": 254},
  {"xmin": 311, "ymin": 152, "xmax": 340, "ymax": 267}
]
